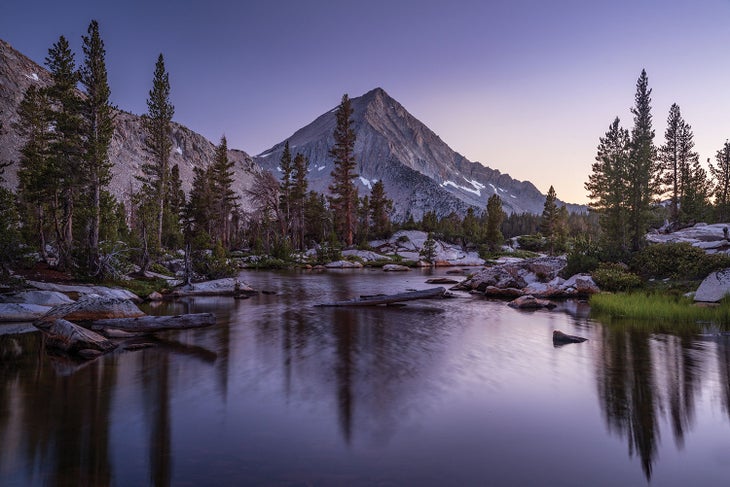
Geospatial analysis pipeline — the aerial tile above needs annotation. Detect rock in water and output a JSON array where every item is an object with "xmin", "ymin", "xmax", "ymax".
[
  {"xmin": 694, "ymin": 268, "xmax": 730, "ymax": 302},
  {"xmin": 36, "ymin": 296, "xmax": 145, "ymax": 323},
  {"xmin": 553, "ymin": 330, "xmax": 588, "ymax": 345},
  {"xmin": 382, "ymin": 264, "xmax": 411, "ymax": 272},
  {"xmin": 508, "ymin": 295, "xmax": 556, "ymax": 309},
  {"xmin": 35, "ymin": 318, "xmax": 117, "ymax": 355}
]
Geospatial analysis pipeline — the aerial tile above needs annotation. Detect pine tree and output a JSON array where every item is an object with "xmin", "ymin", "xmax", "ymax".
[
  {"xmin": 278, "ymin": 141, "xmax": 293, "ymax": 235},
  {"xmin": 291, "ymin": 152, "xmax": 309, "ymax": 250},
  {"xmin": 15, "ymin": 86, "xmax": 52, "ymax": 260},
  {"xmin": 141, "ymin": 54, "xmax": 174, "ymax": 251},
  {"xmin": 328, "ymin": 94, "xmax": 358, "ymax": 246},
  {"xmin": 185, "ymin": 165, "xmax": 214, "ymax": 242},
  {"xmin": 80, "ymin": 20, "xmax": 115, "ymax": 276},
  {"xmin": 369, "ymin": 180, "xmax": 393, "ymax": 238},
  {"xmin": 45, "ymin": 36, "xmax": 84, "ymax": 270},
  {"xmin": 711, "ymin": 141, "xmax": 730, "ymax": 221},
  {"xmin": 540, "ymin": 185, "xmax": 560, "ymax": 254},
  {"xmin": 461, "ymin": 207, "xmax": 480, "ymax": 246},
  {"xmin": 626, "ymin": 69, "xmax": 657, "ymax": 251},
  {"xmin": 209, "ymin": 136, "xmax": 238, "ymax": 247},
  {"xmin": 164, "ymin": 164, "xmax": 185, "ymax": 249},
  {"xmin": 585, "ymin": 117, "xmax": 630, "ymax": 255},
  {"xmin": 485, "ymin": 194, "xmax": 505, "ymax": 252}
]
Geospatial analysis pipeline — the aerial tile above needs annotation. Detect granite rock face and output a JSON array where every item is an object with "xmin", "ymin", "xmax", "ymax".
[
  {"xmin": 0, "ymin": 39, "xmax": 258, "ymax": 211},
  {"xmin": 694, "ymin": 268, "xmax": 730, "ymax": 302}
]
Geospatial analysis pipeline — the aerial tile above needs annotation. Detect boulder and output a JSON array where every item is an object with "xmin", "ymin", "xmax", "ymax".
[
  {"xmin": 382, "ymin": 264, "xmax": 410, "ymax": 272},
  {"xmin": 507, "ymin": 295, "xmax": 556, "ymax": 309},
  {"xmin": 0, "ymin": 290, "xmax": 75, "ymax": 306},
  {"xmin": 694, "ymin": 268, "xmax": 730, "ymax": 302},
  {"xmin": 170, "ymin": 277, "xmax": 256, "ymax": 296},
  {"xmin": 324, "ymin": 260, "xmax": 364, "ymax": 269},
  {"xmin": 455, "ymin": 256, "xmax": 566, "ymax": 293},
  {"xmin": 552, "ymin": 330, "xmax": 588, "ymax": 345},
  {"xmin": 36, "ymin": 296, "xmax": 146, "ymax": 323},
  {"xmin": 483, "ymin": 286, "xmax": 524, "ymax": 298},
  {"xmin": 148, "ymin": 291, "xmax": 164, "ymax": 301},
  {"xmin": 342, "ymin": 249, "xmax": 390, "ymax": 262},
  {"xmin": 561, "ymin": 274, "xmax": 600, "ymax": 296},
  {"xmin": 26, "ymin": 280, "xmax": 141, "ymax": 302},
  {"xmin": 0, "ymin": 303, "xmax": 53, "ymax": 322}
]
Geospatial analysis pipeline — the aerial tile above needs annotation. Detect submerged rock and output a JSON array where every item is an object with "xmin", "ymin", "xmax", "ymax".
[
  {"xmin": 382, "ymin": 264, "xmax": 410, "ymax": 272},
  {"xmin": 552, "ymin": 330, "xmax": 588, "ymax": 345}
]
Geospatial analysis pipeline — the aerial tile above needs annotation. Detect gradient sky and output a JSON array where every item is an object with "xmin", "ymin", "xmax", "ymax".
[{"xmin": 3, "ymin": 0, "xmax": 730, "ymax": 204}]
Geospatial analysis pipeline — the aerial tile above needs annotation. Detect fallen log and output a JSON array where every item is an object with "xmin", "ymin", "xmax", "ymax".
[
  {"xmin": 35, "ymin": 319, "xmax": 118, "ymax": 355},
  {"xmin": 316, "ymin": 287, "xmax": 446, "ymax": 307},
  {"xmin": 87, "ymin": 312, "xmax": 216, "ymax": 332}
]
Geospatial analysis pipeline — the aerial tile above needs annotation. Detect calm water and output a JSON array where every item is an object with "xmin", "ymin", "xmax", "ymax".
[{"xmin": 2, "ymin": 268, "xmax": 730, "ymax": 486}]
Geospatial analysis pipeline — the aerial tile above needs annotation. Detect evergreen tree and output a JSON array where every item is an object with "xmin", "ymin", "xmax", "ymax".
[
  {"xmin": 15, "ymin": 86, "xmax": 52, "ymax": 260},
  {"xmin": 461, "ymin": 207, "xmax": 480, "ymax": 246},
  {"xmin": 485, "ymin": 194, "xmax": 505, "ymax": 251},
  {"xmin": 421, "ymin": 211, "xmax": 438, "ymax": 232},
  {"xmin": 80, "ymin": 20, "xmax": 115, "ymax": 276},
  {"xmin": 585, "ymin": 117, "xmax": 630, "ymax": 255},
  {"xmin": 304, "ymin": 191, "xmax": 330, "ymax": 246},
  {"xmin": 626, "ymin": 69, "xmax": 657, "ymax": 251},
  {"xmin": 711, "ymin": 141, "xmax": 730, "ymax": 221},
  {"xmin": 540, "ymin": 185, "xmax": 561, "ymax": 254},
  {"xmin": 164, "ymin": 164, "xmax": 185, "ymax": 249},
  {"xmin": 45, "ymin": 36, "xmax": 84, "ymax": 270},
  {"xmin": 290, "ymin": 152, "xmax": 309, "ymax": 249},
  {"xmin": 369, "ymin": 180, "xmax": 393, "ymax": 238},
  {"xmin": 185, "ymin": 165, "xmax": 214, "ymax": 242},
  {"xmin": 419, "ymin": 232, "xmax": 437, "ymax": 264},
  {"xmin": 278, "ymin": 141, "xmax": 293, "ymax": 234},
  {"xmin": 209, "ymin": 136, "xmax": 238, "ymax": 247},
  {"xmin": 140, "ymin": 54, "xmax": 174, "ymax": 251},
  {"xmin": 657, "ymin": 103, "xmax": 706, "ymax": 226},
  {"xmin": 328, "ymin": 94, "xmax": 358, "ymax": 246}
]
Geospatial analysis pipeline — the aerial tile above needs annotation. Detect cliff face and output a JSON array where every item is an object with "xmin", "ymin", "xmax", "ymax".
[
  {"xmin": 254, "ymin": 87, "xmax": 583, "ymax": 220},
  {"xmin": 0, "ymin": 39, "xmax": 258, "ymax": 211}
]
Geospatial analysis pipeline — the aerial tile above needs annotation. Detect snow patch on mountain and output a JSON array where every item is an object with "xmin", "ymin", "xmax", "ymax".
[{"xmin": 441, "ymin": 180, "xmax": 481, "ymax": 196}]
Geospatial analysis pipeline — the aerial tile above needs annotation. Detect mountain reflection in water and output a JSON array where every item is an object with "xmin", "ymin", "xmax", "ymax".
[{"xmin": 1, "ymin": 269, "xmax": 730, "ymax": 486}]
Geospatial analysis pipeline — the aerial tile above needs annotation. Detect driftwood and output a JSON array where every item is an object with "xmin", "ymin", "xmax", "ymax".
[
  {"xmin": 35, "ymin": 319, "xmax": 118, "ymax": 355},
  {"xmin": 88, "ymin": 313, "xmax": 216, "ymax": 332},
  {"xmin": 316, "ymin": 287, "xmax": 446, "ymax": 307}
]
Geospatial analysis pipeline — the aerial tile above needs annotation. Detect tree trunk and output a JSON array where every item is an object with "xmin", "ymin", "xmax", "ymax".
[
  {"xmin": 88, "ymin": 313, "xmax": 216, "ymax": 332},
  {"xmin": 90, "ymin": 174, "xmax": 101, "ymax": 275},
  {"xmin": 316, "ymin": 287, "xmax": 446, "ymax": 307}
]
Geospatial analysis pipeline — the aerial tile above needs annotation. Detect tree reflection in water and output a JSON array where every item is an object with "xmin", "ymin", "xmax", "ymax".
[{"xmin": 594, "ymin": 327, "xmax": 708, "ymax": 480}]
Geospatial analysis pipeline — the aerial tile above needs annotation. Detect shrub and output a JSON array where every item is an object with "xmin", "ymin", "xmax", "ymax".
[
  {"xmin": 516, "ymin": 234, "xmax": 546, "ymax": 252},
  {"xmin": 631, "ymin": 242, "xmax": 730, "ymax": 280},
  {"xmin": 592, "ymin": 263, "xmax": 642, "ymax": 292},
  {"xmin": 561, "ymin": 235, "xmax": 600, "ymax": 278}
]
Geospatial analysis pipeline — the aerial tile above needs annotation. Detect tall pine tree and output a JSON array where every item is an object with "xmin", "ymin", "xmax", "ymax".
[
  {"xmin": 540, "ymin": 185, "xmax": 561, "ymax": 254},
  {"xmin": 45, "ymin": 36, "xmax": 84, "ymax": 270},
  {"xmin": 585, "ymin": 117, "xmax": 630, "ymax": 255},
  {"xmin": 210, "ymin": 136, "xmax": 238, "ymax": 248},
  {"xmin": 291, "ymin": 152, "xmax": 309, "ymax": 249},
  {"xmin": 626, "ymin": 69, "xmax": 657, "ymax": 251},
  {"xmin": 278, "ymin": 141, "xmax": 293, "ymax": 236},
  {"xmin": 485, "ymin": 194, "xmax": 504, "ymax": 252},
  {"xmin": 15, "ymin": 86, "xmax": 52, "ymax": 260},
  {"xmin": 328, "ymin": 94, "xmax": 358, "ymax": 246},
  {"xmin": 369, "ymin": 180, "xmax": 392, "ymax": 239},
  {"xmin": 80, "ymin": 20, "xmax": 115, "ymax": 276},
  {"xmin": 141, "ymin": 54, "xmax": 174, "ymax": 251},
  {"xmin": 711, "ymin": 141, "xmax": 730, "ymax": 221}
]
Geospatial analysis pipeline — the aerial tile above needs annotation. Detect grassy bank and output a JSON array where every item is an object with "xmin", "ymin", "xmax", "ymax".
[{"xmin": 590, "ymin": 292, "xmax": 730, "ymax": 325}]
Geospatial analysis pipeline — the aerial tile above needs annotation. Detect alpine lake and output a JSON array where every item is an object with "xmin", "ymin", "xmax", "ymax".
[{"xmin": 2, "ymin": 268, "xmax": 730, "ymax": 486}]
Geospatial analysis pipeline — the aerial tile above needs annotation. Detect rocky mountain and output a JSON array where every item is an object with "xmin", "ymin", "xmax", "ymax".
[
  {"xmin": 255, "ymin": 87, "xmax": 583, "ymax": 220},
  {"xmin": 0, "ymin": 39, "xmax": 258, "ymax": 210}
]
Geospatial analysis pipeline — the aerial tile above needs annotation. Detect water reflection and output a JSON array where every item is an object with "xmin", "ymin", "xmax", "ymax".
[
  {"xmin": 2, "ymin": 270, "xmax": 730, "ymax": 485},
  {"xmin": 594, "ymin": 327, "xmax": 713, "ymax": 480}
]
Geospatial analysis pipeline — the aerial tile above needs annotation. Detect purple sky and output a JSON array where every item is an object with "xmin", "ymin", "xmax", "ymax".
[{"xmin": 3, "ymin": 0, "xmax": 730, "ymax": 203}]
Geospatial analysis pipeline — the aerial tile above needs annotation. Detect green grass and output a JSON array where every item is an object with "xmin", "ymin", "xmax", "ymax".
[{"xmin": 590, "ymin": 291, "xmax": 730, "ymax": 325}]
